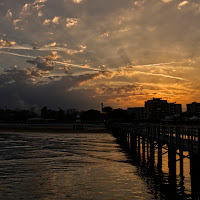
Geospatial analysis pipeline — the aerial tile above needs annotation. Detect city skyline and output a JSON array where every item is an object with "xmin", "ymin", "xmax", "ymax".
[{"xmin": 0, "ymin": 0, "xmax": 200, "ymax": 110}]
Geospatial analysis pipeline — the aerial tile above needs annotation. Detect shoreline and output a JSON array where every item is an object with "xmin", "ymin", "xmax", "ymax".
[{"xmin": 0, "ymin": 123, "xmax": 109, "ymax": 133}]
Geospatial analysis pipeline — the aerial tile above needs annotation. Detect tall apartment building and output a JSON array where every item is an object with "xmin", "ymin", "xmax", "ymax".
[
  {"xmin": 187, "ymin": 102, "xmax": 200, "ymax": 117},
  {"xmin": 145, "ymin": 98, "xmax": 182, "ymax": 121},
  {"xmin": 145, "ymin": 98, "xmax": 169, "ymax": 120},
  {"xmin": 127, "ymin": 98, "xmax": 182, "ymax": 121},
  {"xmin": 168, "ymin": 103, "xmax": 182, "ymax": 116}
]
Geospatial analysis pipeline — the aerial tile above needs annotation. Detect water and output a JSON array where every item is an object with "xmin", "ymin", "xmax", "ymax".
[{"xmin": 0, "ymin": 132, "xmax": 157, "ymax": 200}]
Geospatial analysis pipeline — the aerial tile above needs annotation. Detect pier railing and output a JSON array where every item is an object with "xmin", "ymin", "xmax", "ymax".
[{"xmin": 107, "ymin": 122, "xmax": 200, "ymax": 153}]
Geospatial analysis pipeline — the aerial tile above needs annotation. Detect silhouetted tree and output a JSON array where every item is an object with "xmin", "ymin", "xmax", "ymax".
[
  {"xmin": 56, "ymin": 108, "xmax": 65, "ymax": 121},
  {"xmin": 41, "ymin": 106, "xmax": 48, "ymax": 118},
  {"xmin": 111, "ymin": 109, "xmax": 128, "ymax": 120},
  {"xmin": 102, "ymin": 106, "xmax": 113, "ymax": 114},
  {"xmin": 14, "ymin": 109, "xmax": 35, "ymax": 121},
  {"xmin": 81, "ymin": 109, "xmax": 101, "ymax": 121}
]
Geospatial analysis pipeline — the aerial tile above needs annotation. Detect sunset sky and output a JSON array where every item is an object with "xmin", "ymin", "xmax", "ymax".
[{"xmin": 0, "ymin": 0, "xmax": 200, "ymax": 110}]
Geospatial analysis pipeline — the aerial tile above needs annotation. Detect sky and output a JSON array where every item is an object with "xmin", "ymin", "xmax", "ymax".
[{"xmin": 0, "ymin": 0, "xmax": 200, "ymax": 111}]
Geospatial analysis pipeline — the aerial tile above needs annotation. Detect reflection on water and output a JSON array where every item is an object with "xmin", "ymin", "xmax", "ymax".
[
  {"xmin": 153, "ymin": 146, "xmax": 191, "ymax": 196},
  {"xmin": 124, "ymin": 137, "xmax": 194, "ymax": 200},
  {"xmin": 0, "ymin": 132, "xmax": 156, "ymax": 200}
]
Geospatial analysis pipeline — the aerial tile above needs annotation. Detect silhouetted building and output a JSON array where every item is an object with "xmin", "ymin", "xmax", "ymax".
[
  {"xmin": 127, "ymin": 107, "xmax": 145, "ymax": 120},
  {"xmin": 168, "ymin": 103, "xmax": 182, "ymax": 116},
  {"xmin": 187, "ymin": 102, "xmax": 200, "ymax": 118},
  {"xmin": 145, "ymin": 98, "xmax": 169, "ymax": 121}
]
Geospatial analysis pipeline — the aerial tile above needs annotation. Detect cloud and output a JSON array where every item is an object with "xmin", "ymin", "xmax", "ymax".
[
  {"xmin": 0, "ymin": 51, "xmax": 35, "ymax": 59},
  {"xmin": 99, "ymin": 69, "xmax": 114, "ymax": 78},
  {"xmin": 99, "ymin": 32, "xmax": 109, "ymax": 38},
  {"xmin": 52, "ymin": 16, "xmax": 60, "ymax": 24},
  {"xmin": 0, "ymin": 66, "xmax": 36, "ymax": 85},
  {"xmin": 36, "ymin": 57, "xmax": 54, "ymax": 71},
  {"xmin": 6, "ymin": 9, "xmax": 12, "ymax": 20},
  {"xmin": 178, "ymin": 1, "xmax": 189, "ymax": 9},
  {"xmin": 33, "ymin": 0, "xmax": 47, "ymax": 4},
  {"xmin": 66, "ymin": 18, "xmax": 79, "ymax": 27},
  {"xmin": 26, "ymin": 51, "xmax": 62, "ymax": 71},
  {"xmin": 0, "ymin": 49, "xmax": 98, "ymax": 73},
  {"xmin": 162, "ymin": 0, "xmax": 173, "ymax": 3},
  {"xmin": 98, "ymin": 84, "xmax": 141, "ymax": 95},
  {"xmin": 65, "ymin": 48, "xmax": 83, "ymax": 55},
  {"xmin": 43, "ymin": 19, "xmax": 51, "ymax": 25},
  {"xmin": 45, "ymin": 51, "xmax": 61, "ymax": 60},
  {"xmin": 72, "ymin": 0, "xmax": 83, "ymax": 3},
  {"xmin": 45, "ymin": 42, "xmax": 57, "ymax": 47},
  {"xmin": 26, "ymin": 56, "xmax": 54, "ymax": 71},
  {"xmin": 0, "ymin": 39, "xmax": 16, "ymax": 47},
  {"xmin": 38, "ymin": 11, "xmax": 43, "ymax": 17},
  {"xmin": 64, "ymin": 66, "xmax": 71, "ymax": 74},
  {"xmin": 30, "ymin": 68, "xmax": 43, "ymax": 77},
  {"xmin": 0, "ymin": 67, "xmax": 104, "ymax": 109},
  {"xmin": 26, "ymin": 59, "xmax": 37, "ymax": 65}
]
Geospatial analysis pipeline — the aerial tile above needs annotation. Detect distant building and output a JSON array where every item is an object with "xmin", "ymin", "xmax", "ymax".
[
  {"xmin": 145, "ymin": 98, "xmax": 169, "ymax": 121},
  {"xmin": 187, "ymin": 102, "xmax": 200, "ymax": 118},
  {"xmin": 127, "ymin": 107, "xmax": 145, "ymax": 120},
  {"xmin": 145, "ymin": 98, "xmax": 183, "ymax": 121},
  {"xmin": 168, "ymin": 103, "xmax": 182, "ymax": 116},
  {"xmin": 65, "ymin": 109, "xmax": 78, "ymax": 115},
  {"xmin": 76, "ymin": 114, "xmax": 81, "ymax": 122}
]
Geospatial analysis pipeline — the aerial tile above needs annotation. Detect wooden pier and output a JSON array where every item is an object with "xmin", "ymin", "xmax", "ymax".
[{"xmin": 107, "ymin": 122, "xmax": 200, "ymax": 199}]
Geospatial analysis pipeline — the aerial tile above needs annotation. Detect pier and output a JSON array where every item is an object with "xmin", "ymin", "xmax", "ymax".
[{"xmin": 107, "ymin": 122, "xmax": 200, "ymax": 199}]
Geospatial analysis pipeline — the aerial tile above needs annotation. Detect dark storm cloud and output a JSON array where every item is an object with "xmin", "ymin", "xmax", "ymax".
[
  {"xmin": 0, "ymin": 81, "xmax": 101, "ymax": 109},
  {"xmin": 27, "ymin": 56, "xmax": 54, "ymax": 71},
  {"xmin": 26, "ymin": 60, "xmax": 37, "ymax": 65},
  {"xmin": 0, "ymin": 66, "xmax": 103, "ymax": 109},
  {"xmin": 0, "ymin": 66, "xmax": 36, "ymax": 85}
]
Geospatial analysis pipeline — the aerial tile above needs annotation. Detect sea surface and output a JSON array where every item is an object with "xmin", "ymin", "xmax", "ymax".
[{"xmin": 0, "ymin": 131, "xmax": 191, "ymax": 199}]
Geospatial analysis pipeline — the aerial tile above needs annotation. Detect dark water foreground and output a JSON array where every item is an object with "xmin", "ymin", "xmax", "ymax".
[{"xmin": 0, "ymin": 131, "xmax": 159, "ymax": 200}]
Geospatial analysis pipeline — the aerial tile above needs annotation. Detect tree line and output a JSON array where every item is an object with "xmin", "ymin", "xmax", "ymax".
[{"xmin": 0, "ymin": 106, "xmax": 128, "ymax": 123}]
